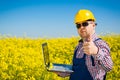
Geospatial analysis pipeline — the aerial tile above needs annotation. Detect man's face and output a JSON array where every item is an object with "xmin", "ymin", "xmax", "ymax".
[{"xmin": 76, "ymin": 21, "xmax": 95, "ymax": 39}]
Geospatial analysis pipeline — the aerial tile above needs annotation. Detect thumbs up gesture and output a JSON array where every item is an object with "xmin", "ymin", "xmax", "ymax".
[{"xmin": 83, "ymin": 35, "xmax": 98, "ymax": 55}]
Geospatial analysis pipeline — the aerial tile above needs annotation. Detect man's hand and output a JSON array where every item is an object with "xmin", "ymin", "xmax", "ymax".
[
  {"xmin": 83, "ymin": 36, "xmax": 98, "ymax": 55},
  {"xmin": 54, "ymin": 72, "xmax": 70, "ymax": 78}
]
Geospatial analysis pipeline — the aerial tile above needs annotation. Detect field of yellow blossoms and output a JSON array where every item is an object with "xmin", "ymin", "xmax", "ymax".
[{"xmin": 0, "ymin": 34, "xmax": 120, "ymax": 80}]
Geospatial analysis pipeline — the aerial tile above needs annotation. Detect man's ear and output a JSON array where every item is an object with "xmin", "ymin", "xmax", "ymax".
[
  {"xmin": 93, "ymin": 24, "xmax": 95, "ymax": 27},
  {"xmin": 93, "ymin": 24, "xmax": 96, "ymax": 30},
  {"xmin": 93, "ymin": 23, "xmax": 97, "ymax": 27}
]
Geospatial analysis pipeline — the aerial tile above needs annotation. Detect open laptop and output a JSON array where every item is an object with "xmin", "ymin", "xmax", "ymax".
[{"xmin": 41, "ymin": 42, "xmax": 73, "ymax": 73}]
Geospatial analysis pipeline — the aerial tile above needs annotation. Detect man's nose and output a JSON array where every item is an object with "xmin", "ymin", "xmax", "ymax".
[{"xmin": 80, "ymin": 26, "xmax": 85, "ymax": 29}]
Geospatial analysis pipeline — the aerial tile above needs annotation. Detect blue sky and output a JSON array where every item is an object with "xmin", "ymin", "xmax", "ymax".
[{"xmin": 0, "ymin": 0, "xmax": 120, "ymax": 38}]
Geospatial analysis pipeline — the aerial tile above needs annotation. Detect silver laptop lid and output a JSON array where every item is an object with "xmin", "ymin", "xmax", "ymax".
[{"xmin": 42, "ymin": 42, "xmax": 50, "ymax": 69}]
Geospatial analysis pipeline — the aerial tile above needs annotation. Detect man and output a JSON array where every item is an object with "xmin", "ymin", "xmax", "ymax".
[{"xmin": 56, "ymin": 9, "xmax": 113, "ymax": 80}]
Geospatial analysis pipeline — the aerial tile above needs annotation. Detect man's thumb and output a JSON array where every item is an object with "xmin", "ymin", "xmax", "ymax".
[{"xmin": 88, "ymin": 34, "xmax": 92, "ymax": 42}]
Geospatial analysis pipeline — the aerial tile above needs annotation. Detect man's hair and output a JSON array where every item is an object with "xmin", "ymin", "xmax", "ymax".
[{"xmin": 86, "ymin": 19, "xmax": 95, "ymax": 21}]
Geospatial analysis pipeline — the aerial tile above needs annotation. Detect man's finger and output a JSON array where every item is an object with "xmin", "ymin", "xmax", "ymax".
[
  {"xmin": 83, "ymin": 49, "xmax": 89, "ymax": 54},
  {"xmin": 87, "ymin": 34, "xmax": 92, "ymax": 42},
  {"xmin": 83, "ymin": 42, "xmax": 91, "ymax": 46},
  {"xmin": 83, "ymin": 42, "xmax": 87, "ymax": 46}
]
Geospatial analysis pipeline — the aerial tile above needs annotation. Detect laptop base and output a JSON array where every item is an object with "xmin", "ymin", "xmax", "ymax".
[{"xmin": 48, "ymin": 63, "xmax": 73, "ymax": 73}]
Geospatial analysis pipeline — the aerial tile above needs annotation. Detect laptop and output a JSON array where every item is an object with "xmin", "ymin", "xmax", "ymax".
[{"xmin": 41, "ymin": 42, "xmax": 73, "ymax": 73}]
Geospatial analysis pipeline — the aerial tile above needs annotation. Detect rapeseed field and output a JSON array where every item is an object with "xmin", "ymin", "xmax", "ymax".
[{"xmin": 0, "ymin": 34, "xmax": 120, "ymax": 80}]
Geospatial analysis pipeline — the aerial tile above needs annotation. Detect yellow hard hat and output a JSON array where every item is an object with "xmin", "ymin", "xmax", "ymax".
[{"xmin": 74, "ymin": 9, "xmax": 96, "ymax": 23}]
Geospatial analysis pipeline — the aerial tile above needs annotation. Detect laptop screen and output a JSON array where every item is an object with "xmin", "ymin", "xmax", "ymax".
[{"xmin": 42, "ymin": 43, "xmax": 50, "ymax": 68}]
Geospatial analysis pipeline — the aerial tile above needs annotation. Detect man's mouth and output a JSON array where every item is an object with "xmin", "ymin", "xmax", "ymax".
[{"xmin": 80, "ymin": 30, "xmax": 86, "ymax": 33}]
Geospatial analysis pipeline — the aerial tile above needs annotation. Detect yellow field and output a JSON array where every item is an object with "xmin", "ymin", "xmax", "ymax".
[{"xmin": 0, "ymin": 34, "xmax": 120, "ymax": 80}]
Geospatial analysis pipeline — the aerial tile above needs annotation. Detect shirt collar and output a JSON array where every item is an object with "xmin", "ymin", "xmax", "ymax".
[{"xmin": 79, "ymin": 33, "xmax": 99, "ymax": 43}]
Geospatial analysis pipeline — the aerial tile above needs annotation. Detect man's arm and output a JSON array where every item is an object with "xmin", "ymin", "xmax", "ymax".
[{"xmin": 93, "ymin": 40, "xmax": 113, "ymax": 72}]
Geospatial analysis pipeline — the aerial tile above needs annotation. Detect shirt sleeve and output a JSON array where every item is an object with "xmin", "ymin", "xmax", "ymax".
[{"xmin": 93, "ymin": 40, "xmax": 113, "ymax": 72}]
